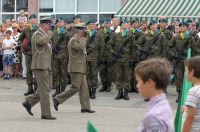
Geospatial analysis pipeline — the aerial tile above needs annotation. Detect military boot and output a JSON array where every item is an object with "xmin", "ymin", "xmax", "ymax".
[
  {"xmin": 129, "ymin": 81, "xmax": 135, "ymax": 92},
  {"xmin": 89, "ymin": 87, "xmax": 92, "ymax": 98},
  {"xmin": 52, "ymin": 86, "xmax": 60, "ymax": 97},
  {"xmin": 115, "ymin": 89, "xmax": 123, "ymax": 100},
  {"xmin": 176, "ymin": 92, "xmax": 180, "ymax": 103},
  {"xmin": 24, "ymin": 83, "xmax": 34, "ymax": 96},
  {"xmin": 33, "ymin": 84, "xmax": 38, "ymax": 93},
  {"xmin": 99, "ymin": 85, "xmax": 107, "ymax": 92},
  {"xmin": 90, "ymin": 88, "xmax": 96, "ymax": 99},
  {"xmin": 60, "ymin": 87, "xmax": 65, "ymax": 93},
  {"xmin": 106, "ymin": 84, "xmax": 111, "ymax": 92},
  {"xmin": 124, "ymin": 89, "xmax": 129, "ymax": 100}
]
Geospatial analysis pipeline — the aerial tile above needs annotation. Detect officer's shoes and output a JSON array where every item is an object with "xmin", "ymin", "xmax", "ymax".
[
  {"xmin": 41, "ymin": 115, "xmax": 56, "ymax": 120},
  {"xmin": 22, "ymin": 101, "xmax": 33, "ymax": 116},
  {"xmin": 81, "ymin": 109, "xmax": 95, "ymax": 113},
  {"xmin": 53, "ymin": 98, "xmax": 59, "ymax": 111}
]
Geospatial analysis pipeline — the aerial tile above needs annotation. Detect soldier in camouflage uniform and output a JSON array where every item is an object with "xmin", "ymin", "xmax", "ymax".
[
  {"xmin": 128, "ymin": 18, "xmax": 144, "ymax": 93},
  {"xmin": 109, "ymin": 20, "xmax": 132, "ymax": 100},
  {"xmin": 159, "ymin": 18, "xmax": 173, "ymax": 42},
  {"xmin": 135, "ymin": 20, "xmax": 167, "ymax": 101},
  {"xmin": 167, "ymin": 22, "xmax": 193, "ymax": 103},
  {"xmin": 18, "ymin": 14, "xmax": 39, "ymax": 96},
  {"xmin": 86, "ymin": 19, "xmax": 103, "ymax": 99},
  {"xmin": 98, "ymin": 18, "xmax": 114, "ymax": 92},
  {"xmin": 51, "ymin": 17, "xmax": 70, "ymax": 97}
]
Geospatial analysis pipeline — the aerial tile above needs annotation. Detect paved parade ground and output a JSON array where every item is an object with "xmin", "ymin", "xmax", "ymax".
[{"xmin": 0, "ymin": 78, "xmax": 178, "ymax": 132}]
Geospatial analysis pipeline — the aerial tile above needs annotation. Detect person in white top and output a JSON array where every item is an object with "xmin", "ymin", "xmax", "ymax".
[
  {"xmin": 6, "ymin": 19, "xmax": 13, "ymax": 32},
  {"xmin": 2, "ymin": 30, "xmax": 14, "ymax": 79},
  {"xmin": 11, "ymin": 23, "xmax": 21, "ymax": 77},
  {"xmin": 17, "ymin": 9, "xmax": 28, "ymax": 22}
]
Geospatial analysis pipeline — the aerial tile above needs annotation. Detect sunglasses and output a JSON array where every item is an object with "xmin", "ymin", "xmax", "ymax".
[
  {"xmin": 12, "ymin": 27, "xmax": 17, "ymax": 28},
  {"xmin": 192, "ymin": 25, "xmax": 196, "ymax": 26}
]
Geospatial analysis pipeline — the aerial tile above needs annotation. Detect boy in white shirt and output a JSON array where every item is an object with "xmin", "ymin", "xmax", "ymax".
[{"xmin": 2, "ymin": 30, "xmax": 14, "ymax": 79}]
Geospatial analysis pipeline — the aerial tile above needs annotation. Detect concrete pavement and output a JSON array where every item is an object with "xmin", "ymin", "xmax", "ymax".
[{"xmin": 0, "ymin": 78, "xmax": 178, "ymax": 132}]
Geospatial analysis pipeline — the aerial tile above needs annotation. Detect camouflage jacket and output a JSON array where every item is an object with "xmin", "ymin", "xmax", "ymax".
[
  {"xmin": 167, "ymin": 34, "xmax": 193, "ymax": 61},
  {"xmin": 128, "ymin": 29, "xmax": 144, "ymax": 62},
  {"xmin": 135, "ymin": 31, "xmax": 167, "ymax": 60},
  {"xmin": 99, "ymin": 29, "xmax": 114, "ymax": 61},
  {"xmin": 109, "ymin": 31, "xmax": 132, "ymax": 63},
  {"xmin": 18, "ymin": 26, "xmax": 39, "ymax": 55},
  {"xmin": 86, "ymin": 30, "xmax": 103, "ymax": 62},
  {"xmin": 51, "ymin": 29, "xmax": 68, "ymax": 59}
]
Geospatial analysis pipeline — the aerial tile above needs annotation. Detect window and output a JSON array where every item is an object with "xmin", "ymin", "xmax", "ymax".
[
  {"xmin": 77, "ymin": 0, "xmax": 97, "ymax": 12},
  {"xmin": 39, "ymin": 0, "xmax": 53, "ymax": 12},
  {"xmin": 16, "ymin": 0, "xmax": 28, "ymax": 12},
  {"xmin": 55, "ymin": 0, "xmax": 75, "ymax": 12},
  {"xmin": 56, "ymin": 14, "xmax": 75, "ymax": 22},
  {"xmin": 2, "ymin": 0, "xmax": 15, "ymax": 12},
  {"xmin": 99, "ymin": 14, "xmax": 114, "ymax": 24},
  {"xmin": 2, "ymin": 14, "xmax": 15, "ymax": 23},
  {"xmin": 100, "ymin": 0, "xmax": 121, "ymax": 12},
  {"xmin": 79, "ymin": 14, "xmax": 97, "ymax": 23}
]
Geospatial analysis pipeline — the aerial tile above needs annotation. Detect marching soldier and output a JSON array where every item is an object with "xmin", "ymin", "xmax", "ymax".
[
  {"xmin": 22, "ymin": 17, "xmax": 56, "ymax": 120},
  {"xmin": 18, "ymin": 14, "xmax": 39, "ymax": 96},
  {"xmin": 99, "ymin": 18, "xmax": 114, "ymax": 92},
  {"xmin": 51, "ymin": 17, "xmax": 70, "ymax": 97},
  {"xmin": 109, "ymin": 19, "xmax": 132, "ymax": 100},
  {"xmin": 73, "ymin": 15, "xmax": 82, "ymax": 24},
  {"xmin": 53, "ymin": 23, "xmax": 95, "ymax": 113},
  {"xmin": 167, "ymin": 22, "xmax": 193, "ymax": 103},
  {"xmin": 128, "ymin": 17, "xmax": 144, "ymax": 93},
  {"xmin": 86, "ymin": 19, "xmax": 103, "ymax": 99}
]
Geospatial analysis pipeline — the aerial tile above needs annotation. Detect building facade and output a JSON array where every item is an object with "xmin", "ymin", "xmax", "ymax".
[{"xmin": 0, "ymin": 0, "xmax": 126, "ymax": 23}]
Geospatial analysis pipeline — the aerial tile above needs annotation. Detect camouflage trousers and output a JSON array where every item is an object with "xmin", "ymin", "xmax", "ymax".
[
  {"xmin": 99, "ymin": 61, "xmax": 114, "ymax": 86},
  {"xmin": 53, "ymin": 58, "xmax": 70, "ymax": 88},
  {"xmin": 175, "ymin": 61, "xmax": 184, "ymax": 92},
  {"xmin": 87, "ymin": 61, "xmax": 98, "ymax": 89},
  {"xmin": 116, "ymin": 62, "xmax": 131, "ymax": 90},
  {"xmin": 25, "ymin": 54, "xmax": 36, "ymax": 85}
]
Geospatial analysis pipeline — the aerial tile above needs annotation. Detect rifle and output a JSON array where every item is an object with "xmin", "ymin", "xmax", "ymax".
[
  {"xmin": 86, "ymin": 32, "xmax": 96, "ymax": 54},
  {"xmin": 112, "ymin": 35, "xmax": 132, "ymax": 63},
  {"xmin": 139, "ymin": 33, "xmax": 161, "ymax": 60},
  {"xmin": 172, "ymin": 38, "xmax": 190, "ymax": 72},
  {"xmin": 52, "ymin": 33, "xmax": 66, "ymax": 54}
]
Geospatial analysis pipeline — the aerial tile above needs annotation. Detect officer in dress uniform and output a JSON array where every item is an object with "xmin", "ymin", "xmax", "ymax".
[
  {"xmin": 22, "ymin": 17, "xmax": 56, "ymax": 120},
  {"xmin": 53, "ymin": 23, "xmax": 95, "ymax": 113}
]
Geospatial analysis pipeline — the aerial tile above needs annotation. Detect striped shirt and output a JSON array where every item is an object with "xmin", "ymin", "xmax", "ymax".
[{"xmin": 183, "ymin": 85, "xmax": 200, "ymax": 131}]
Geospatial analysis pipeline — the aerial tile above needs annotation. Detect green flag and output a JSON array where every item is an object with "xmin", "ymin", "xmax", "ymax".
[
  {"xmin": 87, "ymin": 120, "xmax": 98, "ymax": 132},
  {"xmin": 174, "ymin": 48, "xmax": 193, "ymax": 132}
]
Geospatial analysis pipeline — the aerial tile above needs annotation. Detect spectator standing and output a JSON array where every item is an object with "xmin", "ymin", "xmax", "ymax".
[
  {"xmin": 17, "ymin": 9, "xmax": 28, "ymax": 22},
  {"xmin": 2, "ymin": 30, "xmax": 14, "ymax": 79}
]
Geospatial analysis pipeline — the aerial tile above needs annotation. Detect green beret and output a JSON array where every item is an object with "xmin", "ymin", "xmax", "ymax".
[
  {"xmin": 131, "ymin": 17, "xmax": 139, "ymax": 24},
  {"xmin": 55, "ymin": 17, "xmax": 64, "ymax": 24},
  {"xmin": 149, "ymin": 20, "xmax": 157, "ymax": 26},
  {"xmin": 179, "ymin": 22, "xmax": 189, "ymax": 27},
  {"xmin": 29, "ymin": 14, "xmax": 37, "ymax": 19},
  {"xmin": 120, "ymin": 19, "xmax": 128, "ymax": 26},
  {"xmin": 73, "ymin": 15, "xmax": 81, "ymax": 20},
  {"xmin": 87, "ymin": 19, "xmax": 96, "ymax": 25},
  {"xmin": 186, "ymin": 19, "xmax": 193, "ymax": 23},
  {"xmin": 67, "ymin": 19, "xmax": 74, "ymax": 24},
  {"xmin": 159, "ymin": 18, "xmax": 167, "ymax": 23},
  {"xmin": 104, "ymin": 18, "xmax": 111, "ymax": 23}
]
